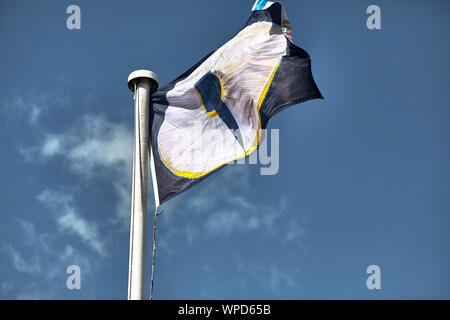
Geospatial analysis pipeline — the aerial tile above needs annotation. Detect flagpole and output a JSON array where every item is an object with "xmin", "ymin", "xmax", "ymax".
[{"xmin": 127, "ymin": 70, "xmax": 158, "ymax": 300}]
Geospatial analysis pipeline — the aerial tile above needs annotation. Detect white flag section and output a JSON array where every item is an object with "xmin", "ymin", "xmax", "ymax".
[{"xmin": 159, "ymin": 22, "xmax": 287, "ymax": 178}]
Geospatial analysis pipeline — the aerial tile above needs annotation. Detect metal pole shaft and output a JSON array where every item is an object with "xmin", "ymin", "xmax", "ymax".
[
  {"xmin": 127, "ymin": 81, "xmax": 150, "ymax": 300},
  {"xmin": 127, "ymin": 70, "xmax": 158, "ymax": 300}
]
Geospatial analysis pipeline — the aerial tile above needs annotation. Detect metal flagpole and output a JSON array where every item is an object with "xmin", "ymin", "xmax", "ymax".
[{"xmin": 127, "ymin": 70, "xmax": 159, "ymax": 300}]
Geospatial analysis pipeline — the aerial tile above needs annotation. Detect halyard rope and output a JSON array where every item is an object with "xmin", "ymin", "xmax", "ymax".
[{"xmin": 150, "ymin": 208, "xmax": 162, "ymax": 300}]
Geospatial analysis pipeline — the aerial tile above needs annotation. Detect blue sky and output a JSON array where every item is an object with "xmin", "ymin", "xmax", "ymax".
[{"xmin": 1, "ymin": 0, "xmax": 449, "ymax": 299}]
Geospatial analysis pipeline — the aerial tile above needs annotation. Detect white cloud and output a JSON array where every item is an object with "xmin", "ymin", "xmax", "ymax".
[
  {"xmin": 36, "ymin": 190, "xmax": 105, "ymax": 256},
  {"xmin": 2, "ymin": 220, "xmax": 96, "ymax": 299},
  {"xmin": 58, "ymin": 212, "xmax": 104, "ymax": 255},
  {"xmin": 203, "ymin": 193, "xmax": 300, "ymax": 239},
  {"xmin": 4, "ymin": 246, "xmax": 42, "ymax": 274},
  {"xmin": 184, "ymin": 224, "xmax": 199, "ymax": 245},
  {"xmin": 235, "ymin": 256, "xmax": 299, "ymax": 297},
  {"xmin": 63, "ymin": 117, "xmax": 133, "ymax": 177},
  {"xmin": 1, "ymin": 90, "xmax": 68, "ymax": 126},
  {"xmin": 283, "ymin": 219, "xmax": 307, "ymax": 242},
  {"xmin": 0, "ymin": 280, "xmax": 15, "ymax": 297},
  {"xmin": 24, "ymin": 115, "xmax": 134, "ymax": 228},
  {"xmin": 41, "ymin": 135, "xmax": 62, "ymax": 157},
  {"xmin": 266, "ymin": 263, "xmax": 299, "ymax": 295},
  {"xmin": 29, "ymin": 104, "xmax": 42, "ymax": 124},
  {"xmin": 36, "ymin": 115, "xmax": 132, "ymax": 174},
  {"xmin": 205, "ymin": 209, "xmax": 260, "ymax": 236},
  {"xmin": 16, "ymin": 219, "xmax": 37, "ymax": 246}
]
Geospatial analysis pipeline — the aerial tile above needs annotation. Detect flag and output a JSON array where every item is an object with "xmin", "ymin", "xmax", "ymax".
[{"xmin": 150, "ymin": 1, "xmax": 323, "ymax": 205}]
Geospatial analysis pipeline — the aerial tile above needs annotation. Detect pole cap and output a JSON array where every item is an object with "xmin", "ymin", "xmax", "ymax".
[{"xmin": 128, "ymin": 70, "xmax": 159, "ymax": 92}]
